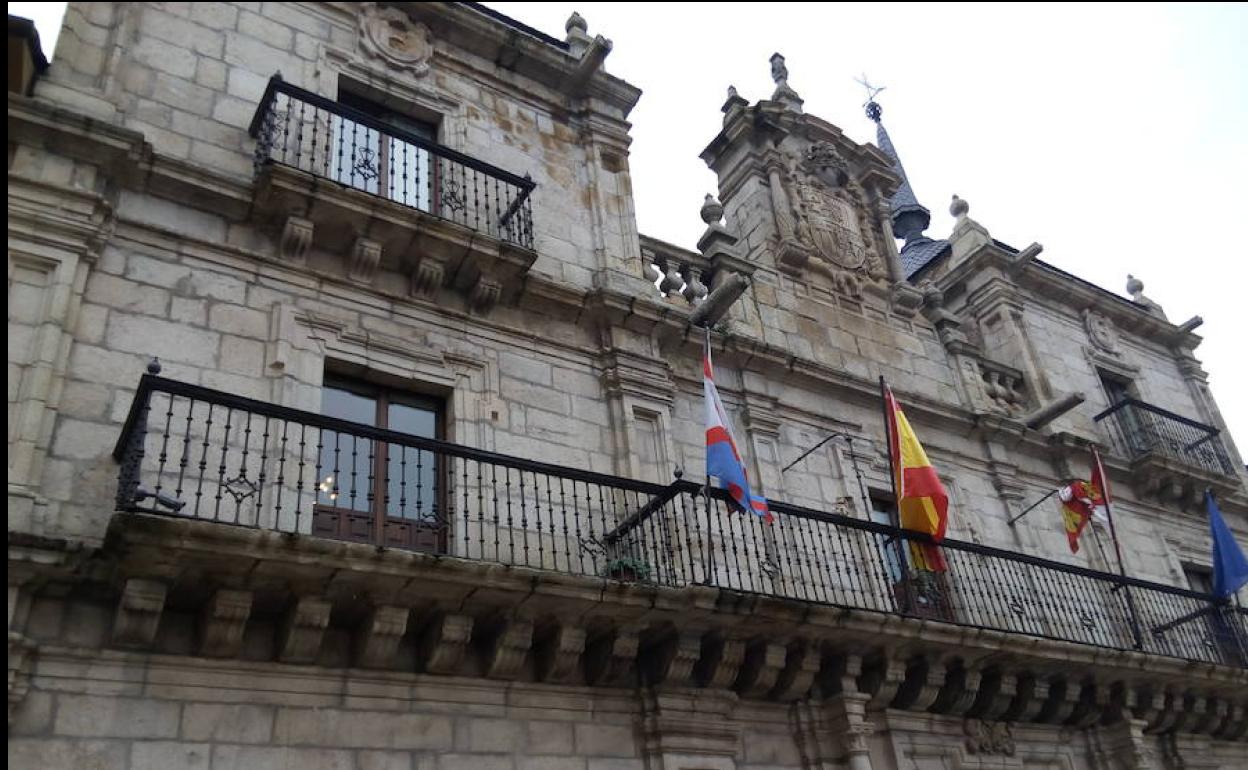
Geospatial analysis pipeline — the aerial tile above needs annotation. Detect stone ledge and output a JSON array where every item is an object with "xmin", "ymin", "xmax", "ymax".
[{"xmin": 73, "ymin": 511, "xmax": 1248, "ymax": 733}]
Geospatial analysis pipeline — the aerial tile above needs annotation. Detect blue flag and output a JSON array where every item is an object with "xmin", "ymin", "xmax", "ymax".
[{"xmin": 1207, "ymin": 491, "xmax": 1248, "ymax": 598}]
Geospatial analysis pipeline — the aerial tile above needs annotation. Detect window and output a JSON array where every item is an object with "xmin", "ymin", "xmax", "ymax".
[
  {"xmin": 1099, "ymin": 371, "xmax": 1134, "ymax": 406},
  {"xmin": 312, "ymin": 377, "xmax": 445, "ymax": 552},
  {"xmin": 1098, "ymin": 370, "xmax": 1149, "ymax": 453},
  {"xmin": 870, "ymin": 490, "xmax": 956, "ymax": 622},
  {"xmin": 1180, "ymin": 564, "xmax": 1243, "ymax": 666},
  {"xmin": 331, "ymin": 88, "xmax": 439, "ymax": 212},
  {"xmin": 869, "ymin": 492, "xmax": 904, "ymax": 584}
]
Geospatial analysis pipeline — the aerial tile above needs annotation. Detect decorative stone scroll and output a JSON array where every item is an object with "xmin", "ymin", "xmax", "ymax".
[{"xmin": 695, "ymin": 632, "xmax": 746, "ymax": 689}]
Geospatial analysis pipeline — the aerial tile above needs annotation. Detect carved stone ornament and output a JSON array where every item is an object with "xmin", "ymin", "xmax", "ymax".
[
  {"xmin": 792, "ymin": 145, "xmax": 869, "ymax": 273},
  {"xmin": 1083, "ymin": 309, "xmax": 1121, "ymax": 355},
  {"xmin": 963, "ymin": 718, "xmax": 1013, "ymax": 753},
  {"xmin": 359, "ymin": 3, "xmax": 433, "ymax": 77},
  {"xmin": 963, "ymin": 718, "xmax": 1015, "ymax": 756}
]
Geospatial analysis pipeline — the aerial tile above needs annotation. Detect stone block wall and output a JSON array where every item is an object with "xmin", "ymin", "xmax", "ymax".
[{"xmin": 42, "ymin": 2, "xmax": 640, "ymax": 287}]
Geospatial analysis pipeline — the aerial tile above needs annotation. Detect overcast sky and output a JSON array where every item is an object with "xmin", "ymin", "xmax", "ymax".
[{"xmin": 13, "ymin": 3, "xmax": 1247, "ymax": 449}]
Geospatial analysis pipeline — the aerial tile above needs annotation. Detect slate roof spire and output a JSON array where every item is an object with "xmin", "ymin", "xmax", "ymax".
[
  {"xmin": 866, "ymin": 98, "xmax": 949, "ymax": 278},
  {"xmin": 866, "ymin": 99, "xmax": 930, "ymax": 244}
]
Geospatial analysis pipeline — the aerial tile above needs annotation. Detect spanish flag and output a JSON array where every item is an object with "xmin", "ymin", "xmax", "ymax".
[{"xmin": 883, "ymin": 383, "xmax": 949, "ymax": 572}]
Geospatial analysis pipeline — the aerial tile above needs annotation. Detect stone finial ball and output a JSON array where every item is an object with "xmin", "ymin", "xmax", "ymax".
[
  {"xmin": 1126, "ymin": 274, "xmax": 1144, "ymax": 296},
  {"xmin": 700, "ymin": 194, "xmax": 724, "ymax": 225},
  {"xmin": 565, "ymin": 11, "xmax": 587, "ymax": 34},
  {"xmin": 950, "ymin": 194, "xmax": 969, "ymax": 218}
]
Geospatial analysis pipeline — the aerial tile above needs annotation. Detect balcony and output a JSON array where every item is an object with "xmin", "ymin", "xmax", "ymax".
[
  {"xmin": 1095, "ymin": 398, "xmax": 1238, "ymax": 504},
  {"xmin": 247, "ymin": 75, "xmax": 536, "ymax": 310},
  {"xmin": 113, "ymin": 376, "xmax": 1247, "ymax": 669}
]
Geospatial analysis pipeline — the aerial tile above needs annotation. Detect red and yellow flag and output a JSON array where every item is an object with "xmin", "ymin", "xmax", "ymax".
[
  {"xmin": 884, "ymin": 385, "xmax": 949, "ymax": 572},
  {"xmin": 1058, "ymin": 479, "xmax": 1103, "ymax": 553}
]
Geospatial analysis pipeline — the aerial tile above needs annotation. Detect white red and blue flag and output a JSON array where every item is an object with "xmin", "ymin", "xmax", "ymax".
[{"xmin": 704, "ymin": 343, "xmax": 772, "ymax": 523}]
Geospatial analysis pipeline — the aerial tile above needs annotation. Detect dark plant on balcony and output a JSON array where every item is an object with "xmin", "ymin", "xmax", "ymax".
[{"xmin": 604, "ymin": 556, "xmax": 651, "ymax": 583}]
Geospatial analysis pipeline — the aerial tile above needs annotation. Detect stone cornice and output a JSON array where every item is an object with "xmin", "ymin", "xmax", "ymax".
[
  {"xmin": 65, "ymin": 512, "xmax": 1248, "ymax": 725},
  {"xmin": 936, "ymin": 244, "xmax": 1202, "ymax": 353},
  {"xmin": 406, "ymin": 2, "xmax": 642, "ymax": 117}
]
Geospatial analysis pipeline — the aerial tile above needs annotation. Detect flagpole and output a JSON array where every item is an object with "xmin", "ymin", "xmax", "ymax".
[
  {"xmin": 1007, "ymin": 487, "xmax": 1062, "ymax": 527},
  {"xmin": 1093, "ymin": 446, "xmax": 1143, "ymax": 650},
  {"xmin": 702, "ymin": 324, "xmax": 716, "ymax": 586},
  {"xmin": 880, "ymin": 376, "xmax": 914, "ymax": 614}
]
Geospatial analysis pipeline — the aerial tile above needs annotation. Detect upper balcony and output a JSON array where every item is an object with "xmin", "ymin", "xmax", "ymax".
[
  {"xmin": 1095, "ymin": 398, "xmax": 1239, "ymax": 504},
  {"xmin": 247, "ymin": 76, "xmax": 537, "ymax": 311},
  {"xmin": 110, "ymin": 375, "xmax": 1247, "ymax": 671}
]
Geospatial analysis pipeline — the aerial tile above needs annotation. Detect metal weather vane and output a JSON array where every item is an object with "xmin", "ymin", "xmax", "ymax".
[{"xmin": 854, "ymin": 73, "xmax": 885, "ymax": 107}]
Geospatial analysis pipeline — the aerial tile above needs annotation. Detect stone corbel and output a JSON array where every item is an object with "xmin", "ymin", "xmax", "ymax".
[
  {"xmin": 890, "ymin": 282, "xmax": 925, "ymax": 319},
  {"xmin": 200, "ymin": 589, "xmax": 253, "ymax": 658},
  {"xmin": 1034, "ymin": 675, "xmax": 1081, "ymax": 725},
  {"xmin": 891, "ymin": 655, "xmax": 947, "ymax": 712},
  {"xmin": 111, "ymin": 578, "xmax": 167, "ymax": 649},
  {"xmin": 418, "ymin": 613, "xmax": 473, "ymax": 675},
  {"xmin": 279, "ymin": 215, "xmax": 313, "ymax": 263},
  {"xmin": 357, "ymin": 605, "xmax": 411, "ymax": 670},
  {"xmin": 1066, "ymin": 680, "xmax": 1109, "ymax": 729},
  {"xmin": 771, "ymin": 638, "xmax": 821, "ymax": 702},
  {"xmin": 278, "ymin": 597, "xmax": 332, "ymax": 664},
  {"xmin": 858, "ymin": 653, "xmax": 906, "ymax": 711},
  {"xmin": 1210, "ymin": 701, "xmax": 1242, "ymax": 740},
  {"xmin": 735, "ymin": 639, "xmax": 788, "ymax": 699},
  {"xmin": 642, "ymin": 628, "xmax": 703, "ymax": 688},
  {"xmin": 584, "ymin": 626, "xmax": 640, "ymax": 687},
  {"xmin": 483, "ymin": 617, "xmax": 535, "ymax": 680},
  {"xmin": 1188, "ymin": 697, "xmax": 1225, "ymax": 735},
  {"xmin": 8, "ymin": 632, "xmax": 36, "ymax": 726},
  {"xmin": 695, "ymin": 632, "xmax": 746, "ymax": 690},
  {"xmin": 410, "ymin": 256, "xmax": 447, "ymax": 299},
  {"xmin": 930, "ymin": 660, "xmax": 983, "ymax": 716},
  {"xmin": 348, "ymin": 236, "xmax": 382, "ymax": 284},
  {"xmin": 1001, "ymin": 671, "xmax": 1050, "ymax": 724},
  {"xmin": 966, "ymin": 668, "xmax": 1019, "ymax": 722},
  {"xmin": 468, "ymin": 275, "xmax": 502, "ymax": 314},
  {"xmin": 534, "ymin": 623, "xmax": 586, "ymax": 684}
]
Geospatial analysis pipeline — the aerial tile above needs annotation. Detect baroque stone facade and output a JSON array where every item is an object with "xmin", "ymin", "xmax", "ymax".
[{"xmin": 7, "ymin": 4, "xmax": 1247, "ymax": 770}]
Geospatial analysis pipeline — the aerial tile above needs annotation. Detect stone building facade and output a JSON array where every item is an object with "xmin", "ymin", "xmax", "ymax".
[{"xmin": 7, "ymin": 3, "xmax": 1247, "ymax": 770}]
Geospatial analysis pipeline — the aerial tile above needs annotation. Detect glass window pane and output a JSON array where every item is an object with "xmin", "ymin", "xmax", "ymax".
[
  {"xmin": 387, "ymin": 402, "xmax": 438, "ymax": 521},
  {"xmin": 870, "ymin": 498, "xmax": 904, "ymax": 584},
  {"xmin": 318, "ymin": 386, "xmax": 377, "ymax": 511}
]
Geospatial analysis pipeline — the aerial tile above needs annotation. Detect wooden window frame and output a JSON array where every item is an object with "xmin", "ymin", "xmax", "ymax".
[{"xmin": 311, "ymin": 376, "xmax": 447, "ymax": 554}]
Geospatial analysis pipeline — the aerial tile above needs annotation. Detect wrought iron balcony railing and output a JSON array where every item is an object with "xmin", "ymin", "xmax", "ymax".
[
  {"xmin": 1094, "ymin": 398, "xmax": 1235, "ymax": 477},
  {"xmin": 114, "ymin": 376, "xmax": 1248, "ymax": 668},
  {"xmin": 248, "ymin": 75, "xmax": 536, "ymax": 249}
]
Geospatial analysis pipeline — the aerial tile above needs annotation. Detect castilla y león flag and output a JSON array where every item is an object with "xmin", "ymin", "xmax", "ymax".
[
  {"xmin": 1057, "ymin": 480, "xmax": 1104, "ymax": 554},
  {"xmin": 884, "ymin": 384, "xmax": 949, "ymax": 571}
]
